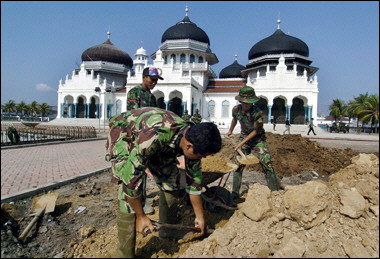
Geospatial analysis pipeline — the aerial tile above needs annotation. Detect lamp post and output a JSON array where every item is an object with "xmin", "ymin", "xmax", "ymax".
[{"xmin": 94, "ymin": 87, "xmax": 101, "ymax": 131}]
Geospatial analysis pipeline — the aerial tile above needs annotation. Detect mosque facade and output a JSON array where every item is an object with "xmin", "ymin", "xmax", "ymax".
[{"xmin": 56, "ymin": 8, "xmax": 319, "ymax": 129}]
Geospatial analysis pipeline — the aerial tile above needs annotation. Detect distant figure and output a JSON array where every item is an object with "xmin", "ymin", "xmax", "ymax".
[
  {"xmin": 191, "ymin": 109, "xmax": 202, "ymax": 124},
  {"xmin": 271, "ymin": 116, "xmax": 276, "ymax": 131},
  {"xmin": 283, "ymin": 118, "xmax": 291, "ymax": 135},
  {"xmin": 307, "ymin": 118, "xmax": 317, "ymax": 135},
  {"xmin": 182, "ymin": 110, "xmax": 191, "ymax": 122}
]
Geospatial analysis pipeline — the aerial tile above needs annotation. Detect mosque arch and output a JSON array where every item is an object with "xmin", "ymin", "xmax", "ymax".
[
  {"xmin": 76, "ymin": 95, "xmax": 86, "ymax": 118},
  {"xmin": 190, "ymin": 54, "xmax": 195, "ymax": 63},
  {"xmin": 170, "ymin": 54, "xmax": 176, "ymax": 64},
  {"xmin": 272, "ymin": 96, "xmax": 287, "ymax": 123},
  {"xmin": 63, "ymin": 95, "xmax": 74, "ymax": 118},
  {"xmin": 208, "ymin": 100, "xmax": 216, "ymax": 118},
  {"xmin": 222, "ymin": 100, "xmax": 230, "ymax": 118},
  {"xmin": 256, "ymin": 97, "xmax": 268, "ymax": 123},
  {"xmin": 169, "ymin": 90, "xmax": 183, "ymax": 116},
  {"xmin": 89, "ymin": 95, "xmax": 99, "ymax": 118},
  {"xmin": 116, "ymin": 99, "xmax": 122, "ymax": 115},
  {"xmin": 180, "ymin": 53, "xmax": 186, "ymax": 63},
  {"xmin": 291, "ymin": 96, "xmax": 306, "ymax": 124},
  {"xmin": 153, "ymin": 90, "xmax": 166, "ymax": 110}
]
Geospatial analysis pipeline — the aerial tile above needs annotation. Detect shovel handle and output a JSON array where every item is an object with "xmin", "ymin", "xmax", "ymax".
[{"xmin": 18, "ymin": 208, "xmax": 45, "ymax": 241}]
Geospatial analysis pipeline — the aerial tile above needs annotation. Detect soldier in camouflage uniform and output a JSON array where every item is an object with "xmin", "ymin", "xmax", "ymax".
[
  {"xmin": 126, "ymin": 67, "xmax": 163, "ymax": 110},
  {"xmin": 182, "ymin": 110, "xmax": 191, "ymax": 122},
  {"xmin": 191, "ymin": 109, "xmax": 202, "ymax": 124},
  {"xmin": 226, "ymin": 86, "xmax": 279, "ymax": 201},
  {"xmin": 127, "ymin": 66, "xmax": 164, "ymax": 215},
  {"xmin": 7, "ymin": 126, "xmax": 20, "ymax": 144},
  {"xmin": 105, "ymin": 107, "xmax": 222, "ymax": 258}
]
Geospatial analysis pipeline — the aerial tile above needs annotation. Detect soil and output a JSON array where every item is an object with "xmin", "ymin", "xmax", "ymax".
[{"xmin": 1, "ymin": 133, "xmax": 378, "ymax": 258}]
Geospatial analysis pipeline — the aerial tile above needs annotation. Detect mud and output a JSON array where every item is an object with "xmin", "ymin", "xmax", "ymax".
[{"xmin": 1, "ymin": 133, "xmax": 377, "ymax": 258}]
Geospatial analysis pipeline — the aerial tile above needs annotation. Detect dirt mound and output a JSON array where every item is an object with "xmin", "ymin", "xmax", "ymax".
[
  {"xmin": 219, "ymin": 133, "xmax": 356, "ymax": 178},
  {"xmin": 180, "ymin": 154, "xmax": 379, "ymax": 258},
  {"xmin": 0, "ymin": 134, "xmax": 372, "ymax": 258}
]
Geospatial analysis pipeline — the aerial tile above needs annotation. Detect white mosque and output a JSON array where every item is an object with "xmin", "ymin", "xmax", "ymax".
[{"xmin": 56, "ymin": 8, "xmax": 319, "ymax": 130}]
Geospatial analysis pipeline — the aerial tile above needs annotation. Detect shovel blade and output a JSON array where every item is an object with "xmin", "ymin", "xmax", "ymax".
[
  {"xmin": 237, "ymin": 154, "xmax": 260, "ymax": 165},
  {"xmin": 31, "ymin": 192, "xmax": 58, "ymax": 215}
]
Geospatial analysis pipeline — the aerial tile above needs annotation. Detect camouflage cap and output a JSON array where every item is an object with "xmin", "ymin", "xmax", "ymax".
[{"xmin": 235, "ymin": 86, "xmax": 259, "ymax": 103}]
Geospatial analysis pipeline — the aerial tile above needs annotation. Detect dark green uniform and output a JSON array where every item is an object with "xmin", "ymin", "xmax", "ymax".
[
  {"xmin": 232, "ymin": 104, "xmax": 279, "ymax": 193},
  {"xmin": 182, "ymin": 110, "xmax": 191, "ymax": 122},
  {"xmin": 105, "ymin": 107, "xmax": 202, "ymax": 257},
  {"xmin": 191, "ymin": 110, "xmax": 202, "ymax": 124},
  {"xmin": 127, "ymin": 85, "xmax": 157, "ymax": 111}
]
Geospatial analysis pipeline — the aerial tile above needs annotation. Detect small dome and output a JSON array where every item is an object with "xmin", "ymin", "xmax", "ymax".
[
  {"xmin": 135, "ymin": 47, "xmax": 147, "ymax": 56},
  {"xmin": 248, "ymin": 28, "xmax": 309, "ymax": 60},
  {"xmin": 81, "ymin": 36, "xmax": 133, "ymax": 68},
  {"xmin": 219, "ymin": 58, "xmax": 246, "ymax": 78},
  {"xmin": 161, "ymin": 9, "xmax": 210, "ymax": 44}
]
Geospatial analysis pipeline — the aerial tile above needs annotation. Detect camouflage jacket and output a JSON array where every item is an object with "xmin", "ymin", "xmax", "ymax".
[
  {"xmin": 127, "ymin": 85, "xmax": 157, "ymax": 110},
  {"xmin": 105, "ymin": 107, "xmax": 202, "ymax": 198},
  {"xmin": 191, "ymin": 113, "xmax": 202, "ymax": 124},
  {"xmin": 182, "ymin": 113, "xmax": 191, "ymax": 122},
  {"xmin": 232, "ymin": 104, "xmax": 265, "ymax": 142}
]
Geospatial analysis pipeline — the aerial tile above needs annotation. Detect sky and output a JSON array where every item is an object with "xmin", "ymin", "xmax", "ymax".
[{"xmin": 1, "ymin": 1, "xmax": 379, "ymax": 115}]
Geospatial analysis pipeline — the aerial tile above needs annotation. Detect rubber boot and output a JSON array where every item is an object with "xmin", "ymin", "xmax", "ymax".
[
  {"xmin": 158, "ymin": 190, "xmax": 184, "ymax": 239},
  {"xmin": 231, "ymin": 168, "xmax": 243, "ymax": 200},
  {"xmin": 117, "ymin": 211, "xmax": 136, "ymax": 258},
  {"xmin": 265, "ymin": 172, "xmax": 279, "ymax": 191}
]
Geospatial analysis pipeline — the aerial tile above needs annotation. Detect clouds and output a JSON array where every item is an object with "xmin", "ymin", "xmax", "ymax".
[{"xmin": 35, "ymin": 83, "xmax": 55, "ymax": 92}]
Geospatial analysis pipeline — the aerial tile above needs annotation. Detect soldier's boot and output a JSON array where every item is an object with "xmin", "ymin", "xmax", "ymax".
[
  {"xmin": 117, "ymin": 211, "xmax": 136, "ymax": 258},
  {"xmin": 159, "ymin": 190, "xmax": 184, "ymax": 239},
  {"xmin": 231, "ymin": 169, "xmax": 243, "ymax": 203},
  {"xmin": 265, "ymin": 171, "xmax": 279, "ymax": 191}
]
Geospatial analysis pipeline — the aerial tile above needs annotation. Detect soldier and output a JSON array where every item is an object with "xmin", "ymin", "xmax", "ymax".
[
  {"xmin": 7, "ymin": 126, "xmax": 20, "ymax": 144},
  {"xmin": 105, "ymin": 107, "xmax": 222, "ymax": 258},
  {"xmin": 127, "ymin": 66, "xmax": 164, "ymax": 215},
  {"xmin": 226, "ymin": 86, "xmax": 279, "ymax": 202},
  {"xmin": 182, "ymin": 109, "xmax": 191, "ymax": 122},
  {"xmin": 191, "ymin": 109, "xmax": 202, "ymax": 124},
  {"xmin": 126, "ymin": 67, "xmax": 163, "ymax": 110}
]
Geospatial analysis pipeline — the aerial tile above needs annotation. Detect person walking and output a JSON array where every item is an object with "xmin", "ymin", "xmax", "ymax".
[
  {"xmin": 283, "ymin": 117, "xmax": 291, "ymax": 135},
  {"xmin": 105, "ymin": 107, "xmax": 222, "ymax": 258},
  {"xmin": 226, "ymin": 86, "xmax": 280, "ymax": 203},
  {"xmin": 307, "ymin": 118, "xmax": 317, "ymax": 135},
  {"xmin": 271, "ymin": 116, "xmax": 276, "ymax": 131},
  {"xmin": 126, "ymin": 66, "xmax": 164, "ymax": 215}
]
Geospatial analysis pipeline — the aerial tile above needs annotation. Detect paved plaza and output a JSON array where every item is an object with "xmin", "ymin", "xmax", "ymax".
[{"xmin": 1, "ymin": 126, "xmax": 378, "ymax": 203}]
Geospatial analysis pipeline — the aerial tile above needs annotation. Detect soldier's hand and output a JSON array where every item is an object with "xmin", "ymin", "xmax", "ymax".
[{"xmin": 136, "ymin": 215, "xmax": 155, "ymax": 237}]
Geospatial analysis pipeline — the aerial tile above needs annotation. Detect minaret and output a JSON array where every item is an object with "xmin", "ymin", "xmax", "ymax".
[{"xmin": 134, "ymin": 41, "xmax": 148, "ymax": 73}]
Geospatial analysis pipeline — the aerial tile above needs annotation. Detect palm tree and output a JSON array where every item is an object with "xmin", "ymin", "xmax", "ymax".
[
  {"xmin": 39, "ymin": 103, "xmax": 51, "ymax": 117},
  {"xmin": 357, "ymin": 94, "xmax": 379, "ymax": 134},
  {"xmin": 352, "ymin": 93, "xmax": 369, "ymax": 130},
  {"xmin": 15, "ymin": 101, "xmax": 28, "ymax": 116},
  {"xmin": 2, "ymin": 100, "xmax": 16, "ymax": 115},
  {"xmin": 328, "ymin": 99, "xmax": 346, "ymax": 122},
  {"xmin": 29, "ymin": 101, "xmax": 40, "ymax": 118}
]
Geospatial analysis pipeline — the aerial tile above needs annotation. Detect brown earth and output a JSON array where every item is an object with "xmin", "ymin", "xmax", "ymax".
[{"xmin": 0, "ymin": 133, "xmax": 377, "ymax": 258}]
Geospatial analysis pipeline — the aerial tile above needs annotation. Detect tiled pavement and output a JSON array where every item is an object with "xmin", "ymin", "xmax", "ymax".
[{"xmin": 1, "ymin": 139, "xmax": 110, "ymax": 202}]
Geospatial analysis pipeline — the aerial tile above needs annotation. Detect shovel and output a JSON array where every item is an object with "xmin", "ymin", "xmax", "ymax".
[
  {"xmin": 143, "ymin": 220, "xmax": 214, "ymax": 235},
  {"xmin": 225, "ymin": 136, "xmax": 260, "ymax": 165},
  {"xmin": 18, "ymin": 192, "xmax": 59, "ymax": 241}
]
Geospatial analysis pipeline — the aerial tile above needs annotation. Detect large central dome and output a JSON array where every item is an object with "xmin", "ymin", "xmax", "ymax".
[
  {"xmin": 81, "ymin": 34, "xmax": 133, "ymax": 68},
  {"xmin": 161, "ymin": 10, "xmax": 210, "ymax": 45},
  {"xmin": 248, "ymin": 23, "xmax": 309, "ymax": 60}
]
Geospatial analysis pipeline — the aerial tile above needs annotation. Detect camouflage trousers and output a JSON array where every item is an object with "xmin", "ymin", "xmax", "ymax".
[{"xmin": 232, "ymin": 138, "xmax": 279, "ymax": 195}]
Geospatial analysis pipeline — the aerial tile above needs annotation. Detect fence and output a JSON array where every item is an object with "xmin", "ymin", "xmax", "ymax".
[{"xmin": 1, "ymin": 123, "xmax": 97, "ymax": 146}]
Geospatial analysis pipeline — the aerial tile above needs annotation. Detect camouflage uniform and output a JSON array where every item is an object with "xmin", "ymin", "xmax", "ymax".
[
  {"xmin": 191, "ymin": 110, "xmax": 202, "ymax": 124},
  {"xmin": 182, "ymin": 110, "xmax": 191, "ymax": 122},
  {"xmin": 231, "ymin": 87, "xmax": 279, "ymax": 195},
  {"xmin": 127, "ymin": 85, "xmax": 157, "ymax": 111},
  {"xmin": 106, "ymin": 107, "xmax": 203, "ymax": 256}
]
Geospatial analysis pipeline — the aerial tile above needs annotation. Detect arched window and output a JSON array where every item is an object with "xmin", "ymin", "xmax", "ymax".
[
  {"xmin": 180, "ymin": 53, "xmax": 186, "ymax": 63},
  {"xmin": 116, "ymin": 99, "xmax": 122, "ymax": 114},
  {"xmin": 164, "ymin": 56, "xmax": 168, "ymax": 64},
  {"xmin": 170, "ymin": 54, "xmax": 176, "ymax": 64},
  {"xmin": 222, "ymin": 100, "xmax": 230, "ymax": 118},
  {"xmin": 208, "ymin": 100, "xmax": 215, "ymax": 118},
  {"xmin": 190, "ymin": 54, "xmax": 195, "ymax": 63},
  {"xmin": 198, "ymin": 56, "xmax": 204, "ymax": 63}
]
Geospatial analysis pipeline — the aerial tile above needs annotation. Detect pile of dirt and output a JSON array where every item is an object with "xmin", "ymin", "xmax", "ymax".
[
  {"xmin": 180, "ymin": 153, "xmax": 379, "ymax": 258},
  {"xmin": 219, "ymin": 133, "xmax": 356, "ymax": 178},
  {"xmin": 0, "ymin": 133, "xmax": 374, "ymax": 258}
]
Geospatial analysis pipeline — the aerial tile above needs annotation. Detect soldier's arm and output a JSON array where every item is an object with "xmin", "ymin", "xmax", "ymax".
[
  {"xmin": 237, "ymin": 114, "xmax": 263, "ymax": 149},
  {"xmin": 127, "ymin": 89, "xmax": 140, "ymax": 110}
]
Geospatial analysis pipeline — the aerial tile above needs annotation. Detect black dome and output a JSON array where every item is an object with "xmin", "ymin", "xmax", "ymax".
[
  {"xmin": 219, "ymin": 60, "xmax": 246, "ymax": 78},
  {"xmin": 248, "ymin": 29, "xmax": 309, "ymax": 60},
  {"xmin": 161, "ymin": 15, "xmax": 210, "ymax": 44},
  {"xmin": 81, "ymin": 38, "xmax": 133, "ymax": 68}
]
